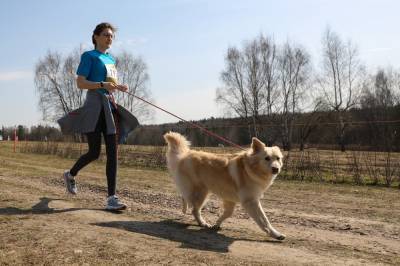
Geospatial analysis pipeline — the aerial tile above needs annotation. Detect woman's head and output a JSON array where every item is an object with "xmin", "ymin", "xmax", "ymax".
[{"xmin": 92, "ymin": 22, "xmax": 117, "ymax": 50}]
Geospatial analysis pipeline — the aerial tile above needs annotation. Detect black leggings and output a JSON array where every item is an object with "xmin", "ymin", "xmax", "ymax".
[{"xmin": 70, "ymin": 109, "xmax": 117, "ymax": 196}]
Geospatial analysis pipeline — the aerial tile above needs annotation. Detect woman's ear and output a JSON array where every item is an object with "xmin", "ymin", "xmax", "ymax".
[{"xmin": 93, "ymin": 34, "xmax": 99, "ymax": 44}]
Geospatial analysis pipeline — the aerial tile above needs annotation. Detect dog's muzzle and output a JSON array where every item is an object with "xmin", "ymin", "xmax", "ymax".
[{"xmin": 271, "ymin": 167, "xmax": 279, "ymax": 174}]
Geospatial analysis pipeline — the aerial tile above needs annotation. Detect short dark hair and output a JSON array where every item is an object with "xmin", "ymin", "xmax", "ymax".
[{"xmin": 92, "ymin": 22, "xmax": 117, "ymax": 48}]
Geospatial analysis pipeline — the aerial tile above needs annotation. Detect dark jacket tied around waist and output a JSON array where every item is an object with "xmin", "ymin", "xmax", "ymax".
[{"xmin": 58, "ymin": 90, "xmax": 139, "ymax": 144}]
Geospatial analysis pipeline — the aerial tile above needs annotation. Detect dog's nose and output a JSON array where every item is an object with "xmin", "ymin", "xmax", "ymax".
[{"xmin": 271, "ymin": 167, "xmax": 279, "ymax": 174}]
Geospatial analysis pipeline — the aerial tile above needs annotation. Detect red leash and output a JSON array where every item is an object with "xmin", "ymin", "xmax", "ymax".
[{"xmin": 123, "ymin": 91, "xmax": 245, "ymax": 150}]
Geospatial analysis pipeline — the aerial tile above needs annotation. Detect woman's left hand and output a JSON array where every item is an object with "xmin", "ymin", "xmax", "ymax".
[{"xmin": 116, "ymin": 84, "xmax": 129, "ymax": 92}]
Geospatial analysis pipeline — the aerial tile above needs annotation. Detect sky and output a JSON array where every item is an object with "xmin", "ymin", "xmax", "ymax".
[{"xmin": 1, "ymin": 0, "xmax": 400, "ymax": 128}]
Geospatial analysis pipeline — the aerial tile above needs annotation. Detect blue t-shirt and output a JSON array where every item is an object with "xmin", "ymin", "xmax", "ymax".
[{"xmin": 76, "ymin": 50, "xmax": 117, "ymax": 95}]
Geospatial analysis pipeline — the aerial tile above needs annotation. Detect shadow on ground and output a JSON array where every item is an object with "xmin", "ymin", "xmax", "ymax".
[
  {"xmin": 1, "ymin": 197, "xmax": 281, "ymax": 253},
  {"xmin": 0, "ymin": 197, "xmax": 107, "ymax": 215},
  {"xmin": 93, "ymin": 219, "xmax": 280, "ymax": 253}
]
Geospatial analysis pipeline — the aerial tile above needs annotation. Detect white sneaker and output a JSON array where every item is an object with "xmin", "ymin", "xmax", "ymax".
[{"xmin": 106, "ymin": 195, "xmax": 127, "ymax": 211}]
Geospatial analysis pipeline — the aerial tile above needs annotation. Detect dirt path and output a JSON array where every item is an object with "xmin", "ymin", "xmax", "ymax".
[{"xmin": 0, "ymin": 152, "xmax": 399, "ymax": 265}]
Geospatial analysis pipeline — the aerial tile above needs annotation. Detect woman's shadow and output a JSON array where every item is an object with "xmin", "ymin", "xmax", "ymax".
[
  {"xmin": 0, "ymin": 197, "xmax": 103, "ymax": 215},
  {"xmin": 92, "ymin": 219, "xmax": 280, "ymax": 253}
]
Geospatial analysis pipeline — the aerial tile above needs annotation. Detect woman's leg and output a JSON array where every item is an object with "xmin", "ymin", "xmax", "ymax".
[
  {"xmin": 103, "ymin": 110, "xmax": 126, "ymax": 210},
  {"xmin": 69, "ymin": 132, "xmax": 101, "ymax": 176},
  {"xmin": 104, "ymin": 133, "xmax": 117, "ymax": 196},
  {"xmin": 104, "ymin": 133, "xmax": 126, "ymax": 210},
  {"xmin": 69, "ymin": 109, "xmax": 106, "ymax": 176}
]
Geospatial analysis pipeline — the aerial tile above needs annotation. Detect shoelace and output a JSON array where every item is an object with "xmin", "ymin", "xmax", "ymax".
[{"xmin": 109, "ymin": 196, "xmax": 118, "ymax": 202}]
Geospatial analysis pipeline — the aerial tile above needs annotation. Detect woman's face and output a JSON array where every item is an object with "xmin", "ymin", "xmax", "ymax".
[{"xmin": 95, "ymin": 28, "xmax": 114, "ymax": 50}]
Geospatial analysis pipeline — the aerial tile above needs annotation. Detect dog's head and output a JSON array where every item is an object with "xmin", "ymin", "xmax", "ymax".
[{"xmin": 247, "ymin": 137, "xmax": 283, "ymax": 177}]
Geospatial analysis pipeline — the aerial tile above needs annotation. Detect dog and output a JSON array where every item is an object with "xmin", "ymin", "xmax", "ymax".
[{"xmin": 163, "ymin": 132, "xmax": 285, "ymax": 240}]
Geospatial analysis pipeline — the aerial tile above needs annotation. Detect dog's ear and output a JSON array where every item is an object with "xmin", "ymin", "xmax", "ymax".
[{"xmin": 251, "ymin": 137, "xmax": 265, "ymax": 154}]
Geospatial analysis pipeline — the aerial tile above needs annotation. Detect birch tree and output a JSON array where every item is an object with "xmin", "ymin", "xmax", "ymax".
[
  {"xmin": 216, "ymin": 34, "xmax": 278, "ymax": 139},
  {"xmin": 35, "ymin": 49, "xmax": 84, "ymax": 121},
  {"xmin": 317, "ymin": 28, "xmax": 364, "ymax": 151},
  {"xmin": 277, "ymin": 41, "xmax": 311, "ymax": 150}
]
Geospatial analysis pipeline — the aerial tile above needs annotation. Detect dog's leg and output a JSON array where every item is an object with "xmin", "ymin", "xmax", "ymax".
[
  {"xmin": 242, "ymin": 199, "xmax": 285, "ymax": 240},
  {"xmin": 191, "ymin": 188, "xmax": 210, "ymax": 228},
  {"xmin": 181, "ymin": 197, "xmax": 188, "ymax": 214},
  {"xmin": 213, "ymin": 200, "xmax": 236, "ymax": 230}
]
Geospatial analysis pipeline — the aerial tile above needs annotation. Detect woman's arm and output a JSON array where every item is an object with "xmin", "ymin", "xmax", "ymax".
[{"xmin": 76, "ymin": 76, "xmax": 127, "ymax": 93}]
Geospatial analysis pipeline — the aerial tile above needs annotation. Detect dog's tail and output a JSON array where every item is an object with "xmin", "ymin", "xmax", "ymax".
[
  {"xmin": 164, "ymin": 132, "xmax": 191, "ymax": 214},
  {"xmin": 163, "ymin": 131, "xmax": 190, "ymax": 155},
  {"xmin": 163, "ymin": 131, "xmax": 190, "ymax": 173}
]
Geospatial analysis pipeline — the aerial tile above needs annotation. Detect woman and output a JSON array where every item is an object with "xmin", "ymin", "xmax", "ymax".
[{"xmin": 58, "ymin": 22, "xmax": 139, "ymax": 211}]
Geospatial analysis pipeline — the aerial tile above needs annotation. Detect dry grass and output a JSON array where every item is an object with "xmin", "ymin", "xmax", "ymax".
[
  {"xmin": 15, "ymin": 141, "xmax": 400, "ymax": 187},
  {"xmin": 1, "ymin": 141, "xmax": 400, "ymax": 265}
]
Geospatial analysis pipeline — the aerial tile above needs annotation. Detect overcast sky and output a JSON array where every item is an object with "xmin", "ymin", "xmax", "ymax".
[{"xmin": 1, "ymin": 0, "xmax": 400, "ymax": 127}]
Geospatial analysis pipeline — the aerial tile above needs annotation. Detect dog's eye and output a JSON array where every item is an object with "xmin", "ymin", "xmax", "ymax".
[
  {"xmin": 277, "ymin": 157, "xmax": 281, "ymax": 161},
  {"xmin": 265, "ymin": 156, "xmax": 271, "ymax": 161}
]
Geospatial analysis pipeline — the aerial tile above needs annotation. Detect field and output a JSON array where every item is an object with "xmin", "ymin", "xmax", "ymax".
[{"xmin": 1, "ymin": 141, "xmax": 399, "ymax": 265}]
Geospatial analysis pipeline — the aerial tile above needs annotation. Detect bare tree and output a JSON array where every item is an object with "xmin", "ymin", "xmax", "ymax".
[
  {"xmin": 114, "ymin": 50, "xmax": 154, "ymax": 123},
  {"xmin": 35, "ymin": 49, "xmax": 153, "ymax": 123},
  {"xmin": 277, "ymin": 41, "xmax": 311, "ymax": 150},
  {"xmin": 317, "ymin": 27, "xmax": 364, "ymax": 151},
  {"xmin": 360, "ymin": 68, "xmax": 399, "ymax": 150},
  {"xmin": 63, "ymin": 49, "xmax": 86, "ymax": 112},
  {"xmin": 361, "ymin": 68, "xmax": 397, "ymax": 107},
  {"xmin": 216, "ymin": 47, "xmax": 249, "ymax": 118},
  {"xmin": 35, "ymin": 49, "xmax": 84, "ymax": 122},
  {"xmin": 297, "ymin": 99, "xmax": 325, "ymax": 151},
  {"xmin": 216, "ymin": 34, "xmax": 278, "ymax": 139},
  {"xmin": 395, "ymin": 70, "xmax": 400, "ymax": 105}
]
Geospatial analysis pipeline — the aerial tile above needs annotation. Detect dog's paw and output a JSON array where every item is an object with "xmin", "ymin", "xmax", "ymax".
[
  {"xmin": 200, "ymin": 222, "xmax": 212, "ymax": 229},
  {"xmin": 275, "ymin": 234, "xmax": 286, "ymax": 241},
  {"xmin": 210, "ymin": 225, "xmax": 221, "ymax": 231}
]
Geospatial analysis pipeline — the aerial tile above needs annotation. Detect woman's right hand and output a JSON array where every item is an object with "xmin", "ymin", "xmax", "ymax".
[{"xmin": 104, "ymin": 82, "xmax": 117, "ymax": 93}]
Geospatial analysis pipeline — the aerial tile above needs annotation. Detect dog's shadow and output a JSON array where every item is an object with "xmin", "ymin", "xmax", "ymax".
[
  {"xmin": 0, "ymin": 197, "xmax": 104, "ymax": 215},
  {"xmin": 1, "ymin": 198, "xmax": 280, "ymax": 252},
  {"xmin": 92, "ymin": 219, "xmax": 280, "ymax": 253}
]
